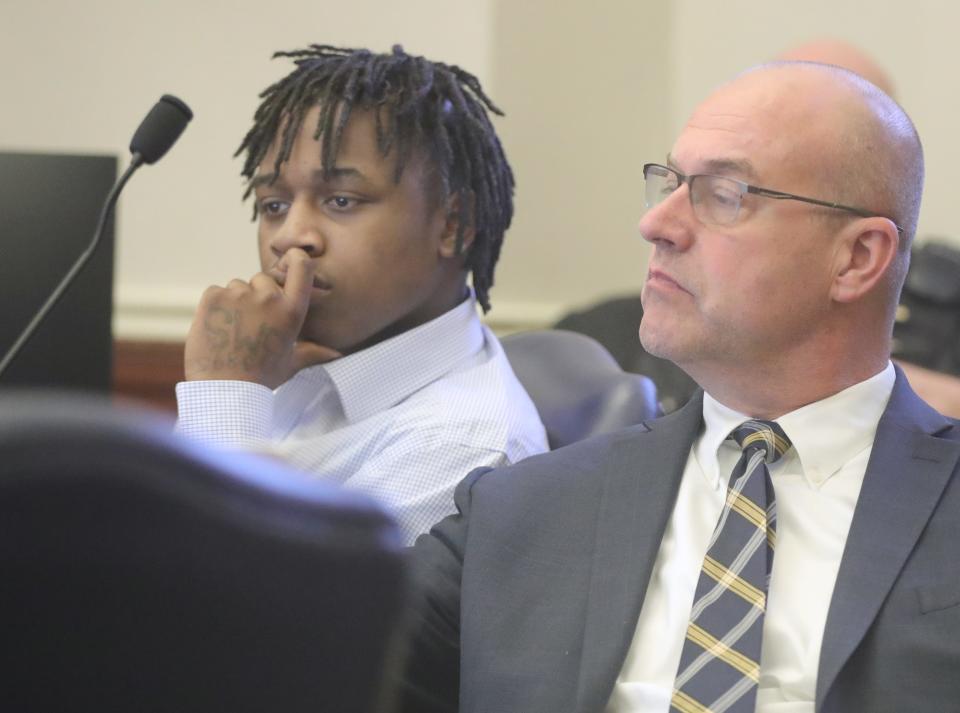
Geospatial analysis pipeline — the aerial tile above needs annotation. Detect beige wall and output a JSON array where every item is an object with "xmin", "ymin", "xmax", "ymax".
[
  {"xmin": 2, "ymin": 0, "xmax": 959, "ymax": 340},
  {"xmin": 0, "ymin": 0, "xmax": 494, "ymax": 338},
  {"xmin": 488, "ymin": 0, "xmax": 672, "ymax": 329}
]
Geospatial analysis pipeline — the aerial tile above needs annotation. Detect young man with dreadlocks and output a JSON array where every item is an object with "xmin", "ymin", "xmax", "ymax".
[{"xmin": 176, "ymin": 44, "xmax": 547, "ymax": 543}]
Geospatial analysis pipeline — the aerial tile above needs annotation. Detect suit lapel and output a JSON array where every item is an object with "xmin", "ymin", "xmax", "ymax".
[
  {"xmin": 816, "ymin": 370, "xmax": 960, "ymax": 709},
  {"xmin": 575, "ymin": 393, "xmax": 705, "ymax": 712}
]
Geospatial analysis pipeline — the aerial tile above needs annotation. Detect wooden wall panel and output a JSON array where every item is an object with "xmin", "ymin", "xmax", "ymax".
[{"xmin": 113, "ymin": 340, "xmax": 184, "ymax": 413}]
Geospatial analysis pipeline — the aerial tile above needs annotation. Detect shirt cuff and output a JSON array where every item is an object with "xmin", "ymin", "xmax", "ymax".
[{"xmin": 175, "ymin": 380, "xmax": 274, "ymax": 450}]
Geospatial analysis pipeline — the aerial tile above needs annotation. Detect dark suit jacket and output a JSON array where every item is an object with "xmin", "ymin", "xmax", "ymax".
[{"xmin": 399, "ymin": 369, "xmax": 960, "ymax": 712}]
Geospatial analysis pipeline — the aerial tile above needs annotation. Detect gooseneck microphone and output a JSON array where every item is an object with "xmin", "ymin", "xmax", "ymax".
[
  {"xmin": 129, "ymin": 95, "xmax": 193, "ymax": 165},
  {"xmin": 0, "ymin": 95, "xmax": 193, "ymax": 381}
]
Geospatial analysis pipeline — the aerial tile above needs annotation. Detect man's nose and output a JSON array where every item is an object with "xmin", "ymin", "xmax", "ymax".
[
  {"xmin": 270, "ymin": 200, "xmax": 325, "ymax": 258},
  {"xmin": 638, "ymin": 184, "xmax": 695, "ymax": 251}
]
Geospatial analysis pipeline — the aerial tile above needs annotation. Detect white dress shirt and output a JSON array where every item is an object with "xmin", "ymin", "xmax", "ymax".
[
  {"xmin": 176, "ymin": 296, "xmax": 547, "ymax": 544},
  {"xmin": 605, "ymin": 363, "xmax": 896, "ymax": 713}
]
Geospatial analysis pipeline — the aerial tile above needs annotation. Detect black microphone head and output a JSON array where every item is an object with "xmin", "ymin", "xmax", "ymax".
[{"xmin": 129, "ymin": 94, "xmax": 193, "ymax": 165}]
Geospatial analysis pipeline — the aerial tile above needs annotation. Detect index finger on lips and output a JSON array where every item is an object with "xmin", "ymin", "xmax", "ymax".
[{"xmin": 281, "ymin": 248, "xmax": 316, "ymax": 311}]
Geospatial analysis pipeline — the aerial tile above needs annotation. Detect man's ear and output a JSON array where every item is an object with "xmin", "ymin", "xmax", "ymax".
[
  {"xmin": 831, "ymin": 218, "xmax": 901, "ymax": 303},
  {"xmin": 438, "ymin": 191, "xmax": 476, "ymax": 259}
]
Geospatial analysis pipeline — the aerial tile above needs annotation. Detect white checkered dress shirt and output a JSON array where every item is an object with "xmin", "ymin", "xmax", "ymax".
[{"xmin": 176, "ymin": 296, "xmax": 547, "ymax": 543}]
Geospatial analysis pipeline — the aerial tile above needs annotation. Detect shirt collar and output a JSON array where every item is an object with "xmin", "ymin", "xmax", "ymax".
[
  {"xmin": 698, "ymin": 362, "xmax": 896, "ymax": 489},
  {"xmin": 311, "ymin": 293, "xmax": 485, "ymax": 423}
]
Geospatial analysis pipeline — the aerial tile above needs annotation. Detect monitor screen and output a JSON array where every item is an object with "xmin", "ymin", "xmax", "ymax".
[{"xmin": 0, "ymin": 151, "xmax": 116, "ymax": 393}]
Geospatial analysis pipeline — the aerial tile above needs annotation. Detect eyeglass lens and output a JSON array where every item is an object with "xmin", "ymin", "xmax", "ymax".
[{"xmin": 643, "ymin": 165, "xmax": 744, "ymax": 225}]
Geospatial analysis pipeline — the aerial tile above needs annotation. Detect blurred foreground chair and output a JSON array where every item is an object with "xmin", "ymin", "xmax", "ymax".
[
  {"xmin": 502, "ymin": 329, "xmax": 660, "ymax": 449},
  {"xmin": 0, "ymin": 393, "xmax": 407, "ymax": 713}
]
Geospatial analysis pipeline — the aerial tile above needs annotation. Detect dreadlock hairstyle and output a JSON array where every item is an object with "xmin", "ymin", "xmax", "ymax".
[{"xmin": 236, "ymin": 44, "xmax": 515, "ymax": 312}]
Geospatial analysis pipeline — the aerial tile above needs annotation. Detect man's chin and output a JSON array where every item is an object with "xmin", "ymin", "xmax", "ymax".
[{"xmin": 638, "ymin": 321, "xmax": 674, "ymax": 360}]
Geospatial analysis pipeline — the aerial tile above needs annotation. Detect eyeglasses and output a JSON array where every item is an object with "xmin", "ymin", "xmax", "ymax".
[{"xmin": 642, "ymin": 163, "xmax": 904, "ymax": 235}]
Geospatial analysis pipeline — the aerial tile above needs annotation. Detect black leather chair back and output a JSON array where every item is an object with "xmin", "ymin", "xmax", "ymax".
[
  {"xmin": 502, "ymin": 329, "xmax": 660, "ymax": 448},
  {"xmin": 0, "ymin": 394, "xmax": 406, "ymax": 713},
  {"xmin": 554, "ymin": 295, "xmax": 698, "ymax": 413}
]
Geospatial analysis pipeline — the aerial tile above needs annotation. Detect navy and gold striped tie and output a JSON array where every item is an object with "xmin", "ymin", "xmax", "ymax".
[{"xmin": 671, "ymin": 420, "xmax": 792, "ymax": 713}]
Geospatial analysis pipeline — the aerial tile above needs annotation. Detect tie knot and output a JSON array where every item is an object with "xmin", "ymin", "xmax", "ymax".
[{"xmin": 730, "ymin": 420, "xmax": 792, "ymax": 464}]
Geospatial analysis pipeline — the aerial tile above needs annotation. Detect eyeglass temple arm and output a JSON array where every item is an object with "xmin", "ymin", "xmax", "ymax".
[{"xmin": 748, "ymin": 186, "xmax": 904, "ymax": 235}]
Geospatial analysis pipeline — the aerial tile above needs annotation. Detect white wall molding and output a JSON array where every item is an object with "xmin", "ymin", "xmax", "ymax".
[
  {"xmin": 113, "ymin": 285, "xmax": 198, "ymax": 341},
  {"xmin": 482, "ymin": 300, "xmax": 567, "ymax": 335}
]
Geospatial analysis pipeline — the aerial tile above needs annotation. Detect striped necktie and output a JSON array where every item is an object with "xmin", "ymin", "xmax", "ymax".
[{"xmin": 671, "ymin": 420, "xmax": 792, "ymax": 713}]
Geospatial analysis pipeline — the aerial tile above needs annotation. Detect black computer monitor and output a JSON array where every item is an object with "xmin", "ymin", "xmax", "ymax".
[{"xmin": 0, "ymin": 151, "xmax": 116, "ymax": 392}]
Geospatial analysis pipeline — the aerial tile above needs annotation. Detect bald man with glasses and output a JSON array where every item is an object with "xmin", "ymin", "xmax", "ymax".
[{"xmin": 395, "ymin": 61, "xmax": 960, "ymax": 713}]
